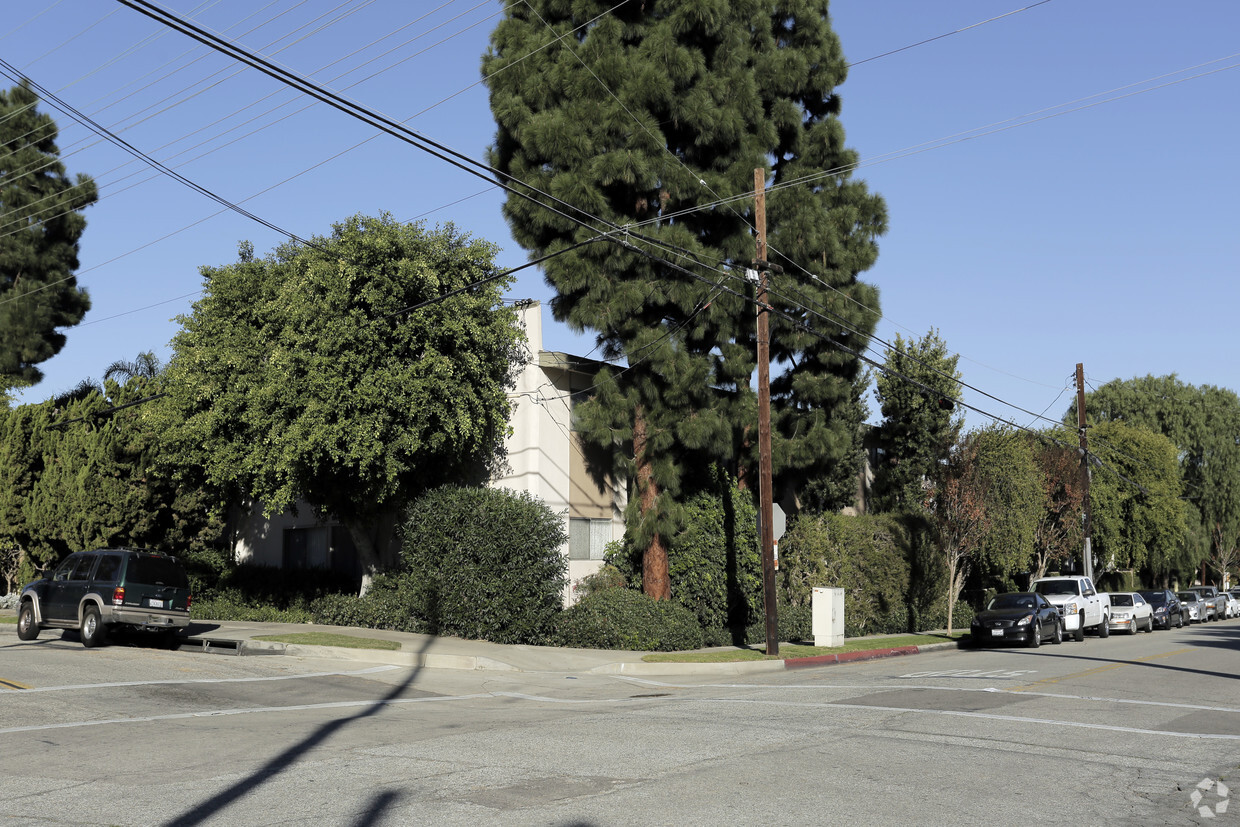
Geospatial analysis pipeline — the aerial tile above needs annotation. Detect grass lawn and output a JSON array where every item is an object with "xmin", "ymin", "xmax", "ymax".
[
  {"xmin": 641, "ymin": 632, "xmax": 967, "ymax": 663},
  {"xmin": 0, "ymin": 615, "xmax": 15, "ymax": 624},
  {"xmin": 252, "ymin": 632, "xmax": 401, "ymax": 651}
]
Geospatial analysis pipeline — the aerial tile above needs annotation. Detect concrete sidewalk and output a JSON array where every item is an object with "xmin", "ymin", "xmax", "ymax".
[{"xmin": 181, "ymin": 619, "xmax": 965, "ymax": 676}]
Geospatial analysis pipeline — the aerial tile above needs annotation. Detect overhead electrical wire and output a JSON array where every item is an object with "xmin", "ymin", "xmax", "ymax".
[
  {"xmin": 518, "ymin": 0, "xmax": 1068, "ymax": 422},
  {"xmin": 846, "ymin": 1, "xmax": 1054, "ymax": 68},
  {"xmin": 4, "ymin": 1, "xmax": 1211, "ymax": 480},
  {"xmin": 14, "ymin": 0, "xmax": 1083, "ymax": 440},
  {"xmin": 0, "ymin": 0, "xmax": 499, "ymax": 242}
]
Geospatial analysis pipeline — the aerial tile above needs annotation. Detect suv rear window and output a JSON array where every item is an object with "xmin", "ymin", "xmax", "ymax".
[{"xmin": 127, "ymin": 556, "xmax": 189, "ymax": 588}]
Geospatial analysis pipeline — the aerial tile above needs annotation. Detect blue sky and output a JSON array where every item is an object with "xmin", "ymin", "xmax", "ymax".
[{"xmin": 5, "ymin": 1, "xmax": 1238, "ymax": 434}]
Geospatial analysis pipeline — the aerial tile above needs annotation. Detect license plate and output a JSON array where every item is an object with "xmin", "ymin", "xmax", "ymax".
[
  {"xmin": 146, "ymin": 598, "xmax": 164, "ymax": 609},
  {"xmin": 991, "ymin": 629, "xmax": 1003, "ymax": 637}
]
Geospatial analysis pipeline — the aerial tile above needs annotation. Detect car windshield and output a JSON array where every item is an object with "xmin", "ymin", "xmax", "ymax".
[
  {"xmin": 1110, "ymin": 594, "xmax": 1134, "ymax": 606},
  {"xmin": 1178, "ymin": 593, "xmax": 1198, "ymax": 601},
  {"xmin": 1140, "ymin": 592, "xmax": 1167, "ymax": 605},
  {"xmin": 988, "ymin": 594, "xmax": 1035, "ymax": 611},
  {"xmin": 127, "ymin": 556, "xmax": 188, "ymax": 589},
  {"xmin": 1034, "ymin": 580, "xmax": 1080, "ymax": 596}
]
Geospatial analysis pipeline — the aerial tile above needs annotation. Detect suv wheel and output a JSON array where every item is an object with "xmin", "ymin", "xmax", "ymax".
[
  {"xmin": 1098, "ymin": 615, "xmax": 1110, "ymax": 638},
  {"xmin": 1074, "ymin": 612, "xmax": 1085, "ymax": 642},
  {"xmin": 17, "ymin": 602, "xmax": 39, "ymax": 641},
  {"xmin": 80, "ymin": 606, "xmax": 106, "ymax": 649}
]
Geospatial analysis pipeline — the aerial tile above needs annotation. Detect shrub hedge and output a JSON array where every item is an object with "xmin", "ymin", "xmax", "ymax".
[
  {"xmin": 667, "ymin": 477, "xmax": 762, "ymax": 637},
  {"xmin": 778, "ymin": 511, "xmax": 911, "ymax": 636},
  {"xmin": 556, "ymin": 588, "xmax": 704, "ymax": 651},
  {"xmin": 399, "ymin": 486, "xmax": 567, "ymax": 644}
]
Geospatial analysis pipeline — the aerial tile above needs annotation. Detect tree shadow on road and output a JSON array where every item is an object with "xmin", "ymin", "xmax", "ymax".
[{"xmin": 160, "ymin": 634, "xmax": 436, "ymax": 827}]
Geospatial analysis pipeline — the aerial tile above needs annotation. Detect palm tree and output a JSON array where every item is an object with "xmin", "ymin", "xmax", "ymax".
[{"xmin": 103, "ymin": 351, "xmax": 162, "ymax": 384}]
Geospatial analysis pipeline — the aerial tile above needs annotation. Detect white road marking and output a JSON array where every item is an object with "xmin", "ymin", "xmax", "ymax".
[
  {"xmin": 3, "ymin": 684, "xmax": 1238, "ymax": 742},
  {"xmin": 897, "ymin": 669, "xmax": 1039, "ymax": 679},
  {"xmin": 5, "ymin": 664, "xmax": 400, "ymax": 694},
  {"xmin": 0, "ymin": 693, "xmax": 493, "ymax": 735},
  {"xmin": 614, "ymin": 675, "xmax": 1240, "ymax": 715}
]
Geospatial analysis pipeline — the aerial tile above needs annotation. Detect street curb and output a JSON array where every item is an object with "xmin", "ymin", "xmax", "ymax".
[
  {"xmin": 783, "ymin": 640, "xmax": 963, "ymax": 670},
  {"xmin": 588, "ymin": 658, "xmax": 789, "ymax": 676},
  {"xmin": 228, "ymin": 639, "xmax": 521, "ymax": 671}
]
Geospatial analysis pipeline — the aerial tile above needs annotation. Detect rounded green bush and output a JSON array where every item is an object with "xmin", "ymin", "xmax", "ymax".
[
  {"xmin": 556, "ymin": 588, "xmax": 703, "ymax": 651},
  {"xmin": 399, "ymin": 486, "xmax": 567, "ymax": 644}
]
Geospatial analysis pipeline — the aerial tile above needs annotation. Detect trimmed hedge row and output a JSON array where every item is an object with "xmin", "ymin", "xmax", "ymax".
[
  {"xmin": 185, "ymin": 483, "xmax": 974, "ymax": 649},
  {"xmin": 556, "ymin": 588, "xmax": 703, "ymax": 651}
]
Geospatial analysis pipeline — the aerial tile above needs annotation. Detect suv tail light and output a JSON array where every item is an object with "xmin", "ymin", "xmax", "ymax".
[
  {"xmin": 112, "ymin": 586, "xmax": 125, "ymax": 606},
  {"xmin": 187, "ymin": 594, "xmax": 192, "ymax": 610}
]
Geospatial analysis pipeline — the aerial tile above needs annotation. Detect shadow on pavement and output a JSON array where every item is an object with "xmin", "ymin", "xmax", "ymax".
[
  {"xmin": 971, "ymin": 624, "xmax": 1240, "ymax": 682},
  {"xmin": 160, "ymin": 634, "xmax": 437, "ymax": 827},
  {"xmin": 347, "ymin": 788, "xmax": 404, "ymax": 827}
]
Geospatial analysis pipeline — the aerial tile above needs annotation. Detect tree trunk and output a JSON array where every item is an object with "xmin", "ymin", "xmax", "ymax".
[
  {"xmin": 945, "ymin": 558, "xmax": 956, "ymax": 636},
  {"xmin": 634, "ymin": 405, "xmax": 670, "ymax": 600},
  {"xmin": 345, "ymin": 510, "xmax": 399, "ymax": 598}
]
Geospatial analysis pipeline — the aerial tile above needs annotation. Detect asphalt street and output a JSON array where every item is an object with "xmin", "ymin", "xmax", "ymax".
[{"xmin": 2, "ymin": 618, "xmax": 1238, "ymax": 826}]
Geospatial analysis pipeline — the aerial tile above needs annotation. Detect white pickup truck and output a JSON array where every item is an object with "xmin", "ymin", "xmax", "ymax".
[{"xmin": 1031, "ymin": 576, "xmax": 1111, "ymax": 642}]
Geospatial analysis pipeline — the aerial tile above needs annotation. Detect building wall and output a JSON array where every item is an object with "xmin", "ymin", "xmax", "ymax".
[{"xmin": 491, "ymin": 302, "xmax": 627, "ymax": 604}]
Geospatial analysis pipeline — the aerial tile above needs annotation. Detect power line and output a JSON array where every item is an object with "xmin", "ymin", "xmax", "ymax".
[{"xmin": 846, "ymin": 1, "xmax": 1054, "ymax": 67}]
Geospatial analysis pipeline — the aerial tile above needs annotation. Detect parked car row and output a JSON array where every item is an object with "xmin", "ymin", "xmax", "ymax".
[{"xmin": 972, "ymin": 584, "xmax": 1235, "ymax": 648}]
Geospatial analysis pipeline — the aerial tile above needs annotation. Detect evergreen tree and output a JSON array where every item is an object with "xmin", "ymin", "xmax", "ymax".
[
  {"xmin": 0, "ymin": 81, "xmax": 97, "ymax": 395},
  {"xmin": 484, "ymin": 1, "xmax": 885, "ymax": 597},
  {"xmin": 871, "ymin": 329, "xmax": 963, "ymax": 512}
]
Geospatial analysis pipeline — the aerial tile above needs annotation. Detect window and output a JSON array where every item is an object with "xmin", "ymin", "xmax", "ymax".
[
  {"xmin": 284, "ymin": 527, "xmax": 330, "ymax": 570},
  {"xmin": 94, "ymin": 555, "xmax": 123, "ymax": 583},
  {"xmin": 569, "ymin": 518, "xmax": 610, "ymax": 561},
  {"xmin": 283, "ymin": 525, "xmax": 359, "ymax": 575},
  {"xmin": 69, "ymin": 555, "xmax": 98, "ymax": 581}
]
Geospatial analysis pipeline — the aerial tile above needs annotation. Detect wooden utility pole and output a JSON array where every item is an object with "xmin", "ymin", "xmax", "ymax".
[
  {"xmin": 1075, "ymin": 363, "xmax": 1093, "ymax": 580},
  {"xmin": 754, "ymin": 168, "xmax": 778, "ymax": 656}
]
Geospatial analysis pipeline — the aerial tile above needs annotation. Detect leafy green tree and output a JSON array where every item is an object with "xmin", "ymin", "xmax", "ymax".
[
  {"xmin": 971, "ymin": 426, "xmax": 1042, "ymax": 588},
  {"xmin": 926, "ymin": 434, "xmax": 988, "ymax": 635},
  {"xmin": 1071, "ymin": 375, "xmax": 1237, "ymax": 585},
  {"xmin": 926, "ymin": 426, "xmax": 1039, "ymax": 632},
  {"xmin": 1027, "ymin": 429, "xmax": 1085, "ymax": 582},
  {"xmin": 1088, "ymin": 420, "xmax": 1186, "ymax": 583},
  {"xmin": 0, "ymin": 80, "xmax": 97, "ymax": 396},
  {"xmin": 157, "ymin": 215, "xmax": 525, "ymax": 595},
  {"xmin": 484, "ymin": 1, "xmax": 886, "ymax": 597},
  {"xmin": 0, "ymin": 402, "xmax": 49, "ymax": 576},
  {"xmin": 0, "ymin": 363, "xmax": 227, "ymax": 583},
  {"xmin": 778, "ymin": 511, "xmax": 909, "ymax": 636},
  {"xmin": 871, "ymin": 329, "xmax": 963, "ymax": 513}
]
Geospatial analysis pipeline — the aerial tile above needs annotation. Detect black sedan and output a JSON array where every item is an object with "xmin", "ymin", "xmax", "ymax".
[
  {"xmin": 1138, "ymin": 588, "xmax": 1187, "ymax": 629},
  {"xmin": 971, "ymin": 592, "xmax": 1063, "ymax": 648}
]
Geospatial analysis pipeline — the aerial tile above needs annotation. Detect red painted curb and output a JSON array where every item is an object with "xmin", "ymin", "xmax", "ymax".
[{"xmin": 784, "ymin": 645, "xmax": 921, "ymax": 670}]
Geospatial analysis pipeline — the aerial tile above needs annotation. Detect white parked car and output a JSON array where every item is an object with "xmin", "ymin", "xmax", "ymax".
[
  {"xmin": 1225, "ymin": 592, "xmax": 1240, "ymax": 619},
  {"xmin": 1105, "ymin": 592, "xmax": 1154, "ymax": 634}
]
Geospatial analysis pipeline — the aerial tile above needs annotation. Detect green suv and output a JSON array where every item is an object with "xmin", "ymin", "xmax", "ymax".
[{"xmin": 16, "ymin": 548, "xmax": 192, "ymax": 648}]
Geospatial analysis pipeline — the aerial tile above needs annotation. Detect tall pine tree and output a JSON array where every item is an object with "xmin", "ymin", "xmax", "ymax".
[
  {"xmin": 484, "ymin": 1, "xmax": 885, "ymax": 597},
  {"xmin": 872, "ymin": 329, "xmax": 964, "ymax": 513},
  {"xmin": 0, "ymin": 80, "xmax": 97, "ymax": 397}
]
